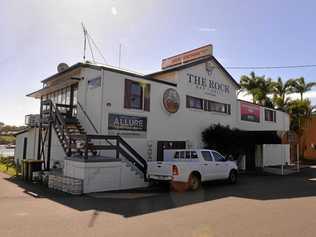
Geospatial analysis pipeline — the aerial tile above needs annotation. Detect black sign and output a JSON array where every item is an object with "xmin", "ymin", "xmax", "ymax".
[{"xmin": 108, "ymin": 114, "xmax": 147, "ymax": 132}]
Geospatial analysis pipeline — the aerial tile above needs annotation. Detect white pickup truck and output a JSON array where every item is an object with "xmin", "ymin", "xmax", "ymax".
[{"xmin": 147, "ymin": 149, "xmax": 238, "ymax": 190}]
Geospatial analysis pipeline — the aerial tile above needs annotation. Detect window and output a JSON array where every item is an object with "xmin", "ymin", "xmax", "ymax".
[
  {"xmin": 186, "ymin": 95, "xmax": 231, "ymax": 114},
  {"xmin": 191, "ymin": 151, "xmax": 198, "ymax": 159},
  {"xmin": 212, "ymin": 151, "xmax": 226, "ymax": 162},
  {"xmin": 204, "ymin": 99, "xmax": 231, "ymax": 114},
  {"xmin": 124, "ymin": 79, "xmax": 150, "ymax": 111},
  {"xmin": 186, "ymin": 96, "xmax": 203, "ymax": 110},
  {"xmin": 201, "ymin": 151, "xmax": 213, "ymax": 161},
  {"xmin": 265, "ymin": 109, "xmax": 276, "ymax": 122},
  {"xmin": 130, "ymin": 82, "xmax": 143, "ymax": 109}
]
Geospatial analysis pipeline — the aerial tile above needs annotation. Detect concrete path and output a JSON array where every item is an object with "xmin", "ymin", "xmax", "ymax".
[{"xmin": 1, "ymin": 168, "xmax": 316, "ymax": 237}]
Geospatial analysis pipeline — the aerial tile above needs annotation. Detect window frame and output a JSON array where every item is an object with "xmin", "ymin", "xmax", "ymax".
[
  {"xmin": 124, "ymin": 79, "xmax": 150, "ymax": 111},
  {"xmin": 186, "ymin": 95, "xmax": 204, "ymax": 110},
  {"xmin": 130, "ymin": 81, "xmax": 143, "ymax": 110},
  {"xmin": 201, "ymin": 151, "xmax": 213, "ymax": 162},
  {"xmin": 212, "ymin": 151, "xmax": 226, "ymax": 162},
  {"xmin": 264, "ymin": 109, "xmax": 276, "ymax": 122},
  {"xmin": 186, "ymin": 95, "xmax": 231, "ymax": 115}
]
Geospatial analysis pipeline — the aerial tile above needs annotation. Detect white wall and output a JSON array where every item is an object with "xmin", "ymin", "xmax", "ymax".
[
  {"xmin": 76, "ymin": 59, "xmax": 289, "ymax": 161},
  {"xmin": 15, "ymin": 127, "xmax": 65, "ymax": 169},
  {"xmin": 236, "ymin": 101, "xmax": 290, "ymax": 131},
  {"xmin": 15, "ymin": 128, "xmax": 38, "ymax": 164},
  {"xmin": 63, "ymin": 160, "xmax": 147, "ymax": 193},
  {"xmin": 262, "ymin": 144, "xmax": 290, "ymax": 166}
]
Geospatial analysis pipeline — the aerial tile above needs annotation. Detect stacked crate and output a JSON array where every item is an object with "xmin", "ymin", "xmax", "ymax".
[{"xmin": 48, "ymin": 174, "xmax": 83, "ymax": 195}]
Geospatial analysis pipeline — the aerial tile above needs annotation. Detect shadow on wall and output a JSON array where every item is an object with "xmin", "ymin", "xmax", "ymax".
[{"xmin": 5, "ymin": 167, "xmax": 316, "ymax": 218}]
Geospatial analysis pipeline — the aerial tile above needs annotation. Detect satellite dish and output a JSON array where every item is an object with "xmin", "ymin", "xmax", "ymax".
[{"xmin": 57, "ymin": 63, "xmax": 69, "ymax": 73}]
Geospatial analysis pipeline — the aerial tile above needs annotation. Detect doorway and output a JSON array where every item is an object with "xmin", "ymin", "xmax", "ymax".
[
  {"xmin": 245, "ymin": 145, "xmax": 256, "ymax": 170},
  {"xmin": 22, "ymin": 137, "xmax": 28, "ymax": 160},
  {"xmin": 157, "ymin": 140, "xmax": 186, "ymax": 161}
]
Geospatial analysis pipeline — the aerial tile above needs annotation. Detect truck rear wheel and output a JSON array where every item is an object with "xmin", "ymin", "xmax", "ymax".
[{"xmin": 188, "ymin": 173, "xmax": 201, "ymax": 191}]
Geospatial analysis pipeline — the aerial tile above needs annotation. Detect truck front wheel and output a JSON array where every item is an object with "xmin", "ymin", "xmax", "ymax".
[
  {"xmin": 228, "ymin": 170, "xmax": 237, "ymax": 184},
  {"xmin": 188, "ymin": 173, "xmax": 201, "ymax": 191}
]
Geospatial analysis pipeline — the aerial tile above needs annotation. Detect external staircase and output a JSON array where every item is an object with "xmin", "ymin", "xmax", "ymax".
[{"xmin": 39, "ymin": 99, "xmax": 147, "ymax": 180}]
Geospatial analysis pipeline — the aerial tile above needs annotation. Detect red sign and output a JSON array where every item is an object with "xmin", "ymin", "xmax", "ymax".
[
  {"xmin": 240, "ymin": 102, "xmax": 260, "ymax": 123},
  {"xmin": 161, "ymin": 45, "xmax": 213, "ymax": 69}
]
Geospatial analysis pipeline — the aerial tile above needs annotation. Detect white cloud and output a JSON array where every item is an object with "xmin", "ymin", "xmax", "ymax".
[
  {"xmin": 111, "ymin": 6, "xmax": 117, "ymax": 16},
  {"xmin": 237, "ymin": 91, "xmax": 252, "ymax": 102},
  {"xmin": 198, "ymin": 27, "xmax": 216, "ymax": 32}
]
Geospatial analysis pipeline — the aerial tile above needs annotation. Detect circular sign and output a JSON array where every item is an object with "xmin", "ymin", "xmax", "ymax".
[{"xmin": 163, "ymin": 88, "xmax": 180, "ymax": 113}]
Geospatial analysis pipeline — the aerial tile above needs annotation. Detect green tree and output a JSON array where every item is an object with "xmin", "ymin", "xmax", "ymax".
[
  {"xmin": 271, "ymin": 77, "xmax": 293, "ymax": 111},
  {"xmin": 240, "ymin": 72, "xmax": 274, "ymax": 107},
  {"xmin": 287, "ymin": 99, "xmax": 314, "ymax": 158},
  {"xmin": 287, "ymin": 99, "xmax": 312, "ymax": 131},
  {"xmin": 290, "ymin": 77, "xmax": 316, "ymax": 101}
]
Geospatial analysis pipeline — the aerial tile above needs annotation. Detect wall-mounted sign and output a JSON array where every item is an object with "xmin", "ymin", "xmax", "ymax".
[
  {"xmin": 187, "ymin": 73, "xmax": 230, "ymax": 97},
  {"xmin": 163, "ymin": 88, "xmax": 180, "ymax": 113},
  {"xmin": 88, "ymin": 77, "xmax": 101, "ymax": 89},
  {"xmin": 108, "ymin": 113, "xmax": 147, "ymax": 137},
  {"xmin": 161, "ymin": 45, "xmax": 213, "ymax": 69},
  {"xmin": 240, "ymin": 102, "xmax": 260, "ymax": 123}
]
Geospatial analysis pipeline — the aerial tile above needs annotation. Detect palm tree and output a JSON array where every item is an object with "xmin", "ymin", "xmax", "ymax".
[
  {"xmin": 290, "ymin": 77, "xmax": 316, "ymax": 101},
  {"xmin": 271, "ymin": 77, "xmax": 293, "ymax": 111},
  {"xmin": 240, "ymin": 72, "xmax": 274, "ymax": 106},
  {"xmin": 287, "ymin": 99, "xmax": 314, "ymax": 158}
]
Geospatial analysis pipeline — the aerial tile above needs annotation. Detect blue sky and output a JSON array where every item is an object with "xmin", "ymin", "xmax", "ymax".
[{"xmin": 1, "ymin": 0, "xmax": 316, "ymax": 125}]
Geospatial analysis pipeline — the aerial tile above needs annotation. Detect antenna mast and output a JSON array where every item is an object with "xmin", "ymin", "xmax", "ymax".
[
  {"xmin": 81, "ymin": 23, "xmax": 107, "ymax": 64},
  {"xmin": 81, "ymin": 23, "xmax": 87, "ymax": 62},
  {"xmin": 118, "ymin": 43, "xmax": 122, "ymax": 68}
]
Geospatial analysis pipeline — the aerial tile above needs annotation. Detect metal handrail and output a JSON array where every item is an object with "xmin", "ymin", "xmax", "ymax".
[
  {"xmin": 85, "ymin": 135, "xmax": 147, "ymax": 174},
  {"xmin": 77, "ymin": 101, "xmax": 99, "ymax": 134}
]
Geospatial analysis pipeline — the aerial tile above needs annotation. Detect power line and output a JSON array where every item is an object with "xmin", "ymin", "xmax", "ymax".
[{"xmin": 226, "ymin": 64, "xmax": 316, "ymax": 70}]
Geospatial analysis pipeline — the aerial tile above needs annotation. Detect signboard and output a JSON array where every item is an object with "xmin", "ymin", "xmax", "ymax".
[
  {"xmin": 88, "ymin": 77, "xmax": 101, "ymax": 89},
  {"xmin": 108, "ymin": 113, "xmax": 147, "ymax": 138},
  {"xmin": 187, "ymin": 73, "xmax": 230, "ymax": 97},
  {"xmin": 163, "ymin": 88, "xmax": 180, "ymax": 113},
  {"xmin": 161, "ymin": 45, "xmax": 213, "ymax": 69},
  {"xmin": 240, "ymin": 102, "xmax": 260, "ymax": 122}
]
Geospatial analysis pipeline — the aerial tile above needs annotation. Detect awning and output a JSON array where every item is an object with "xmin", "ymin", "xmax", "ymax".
[
  {"xmin": 27, "ymin": 67, "xmax": 81, "ymax": 99},
  {"xmin": 27, "ymin": 79, "xmax": 79, "ymax": 99}
]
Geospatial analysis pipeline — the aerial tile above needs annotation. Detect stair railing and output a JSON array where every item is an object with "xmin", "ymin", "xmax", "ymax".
[
  {"xmin": 45, "ymin": 99, "xmax": 73, "ymax": 155},
  {"xmin": 77, "ymin": 101, "xmax": 117, "ymax": 149},
  {"xmin": 84, "ymin": 135, "xmax": 147, "ymax": 176},
  {"xmin": 77, "ymin": 101, "xmax": 99, "ymax": 134}
]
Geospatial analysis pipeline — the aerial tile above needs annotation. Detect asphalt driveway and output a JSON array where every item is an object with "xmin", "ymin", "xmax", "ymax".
[{"xmin": 1, "ymin": 167, "xmax": 316, "ymax": 237}]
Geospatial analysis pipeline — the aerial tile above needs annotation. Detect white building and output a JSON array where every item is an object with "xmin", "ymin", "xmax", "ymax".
[{"xmin": 15, "ymin": 44, "xmax": 289, "ymax": 193}]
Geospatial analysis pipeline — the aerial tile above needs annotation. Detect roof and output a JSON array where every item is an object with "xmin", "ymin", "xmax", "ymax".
[
  {"xmin": 14, "ymin": 128, "xmax": 31, "ymax": 136},
  {"xmin": 146, "ymin": 55, "xmax": 241, "ymax": 89},
  {"xmin": 29, "ymin": 53, "xmax": 240, "ymax": 98},
  {"xmin": 40, "ymin": 62, "xmax": 177, "ymax": 86}
]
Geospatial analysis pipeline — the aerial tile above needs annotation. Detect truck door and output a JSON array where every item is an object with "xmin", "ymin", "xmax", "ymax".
[
  {"xmin": 200, "ymin": 150, "xmax": 216, "ymax": 181},
  {"xmin": 211, "ymin": 151, "xmax": 229, "ymax": 179}
]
